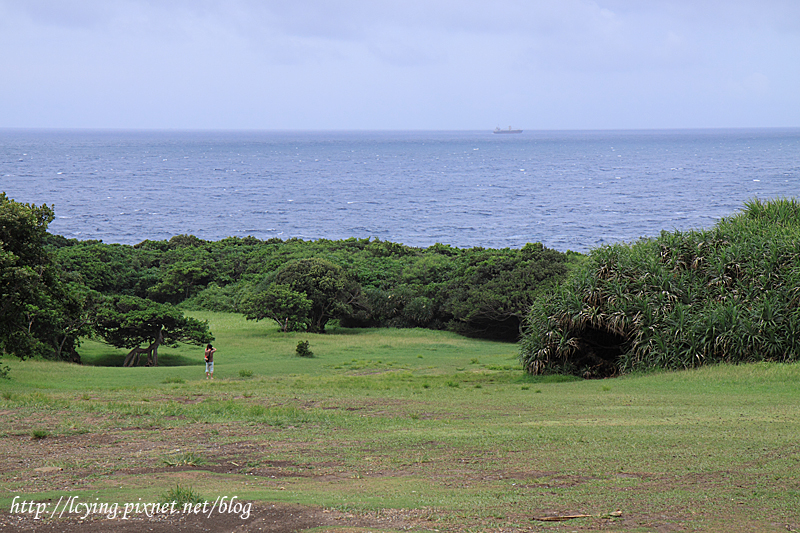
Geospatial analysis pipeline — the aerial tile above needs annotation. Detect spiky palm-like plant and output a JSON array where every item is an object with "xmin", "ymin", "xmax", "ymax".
[{"xmin": 520, "ymin": 198, "xmax": 800, "ymax": 377}]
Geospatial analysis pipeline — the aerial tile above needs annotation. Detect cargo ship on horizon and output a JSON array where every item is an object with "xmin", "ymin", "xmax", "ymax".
[{"xmin": 493, "ymin": 126, "xmax": 523, "ymax": 134}]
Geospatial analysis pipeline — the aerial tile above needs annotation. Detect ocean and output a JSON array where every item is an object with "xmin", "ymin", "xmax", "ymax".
[{"xmin": 2, "ymin": 128, "xmax": 799, "ymax": 253}]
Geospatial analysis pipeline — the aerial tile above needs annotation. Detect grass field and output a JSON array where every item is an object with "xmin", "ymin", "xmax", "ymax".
[{"xmin": 1, "ymin": 312, "xmax": 799, "ymax": 532}]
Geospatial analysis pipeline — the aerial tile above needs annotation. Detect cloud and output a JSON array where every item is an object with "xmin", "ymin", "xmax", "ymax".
[{"xmin": 0, "ymin": 0, "xmax": 798, "ymax": 129}]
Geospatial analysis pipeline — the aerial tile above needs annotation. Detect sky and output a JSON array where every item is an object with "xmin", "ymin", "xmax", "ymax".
[{"xmin": 1, "ymin": 0, "xmax": 799, "ymax": 130}]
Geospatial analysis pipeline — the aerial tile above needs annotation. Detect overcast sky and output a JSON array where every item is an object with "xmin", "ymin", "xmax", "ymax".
[{"xmin": 1, "ymin": 0, "xmax": 798, "ymax": 130}]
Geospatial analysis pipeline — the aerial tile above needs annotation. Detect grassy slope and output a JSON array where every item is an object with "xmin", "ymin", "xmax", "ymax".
[{"xmin": 1, "ymin": 312, "xmax": 799, "ymax": 532}]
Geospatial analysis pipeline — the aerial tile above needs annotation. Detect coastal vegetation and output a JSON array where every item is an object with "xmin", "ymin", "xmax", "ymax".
[
  {"xmin": 22, "ymin": 214, "xmax": 568, "ymax": 364},
  {"xmin": 51, "ymin": 235, "xmax": 573, "ymax": 345},
  {"xmin": 6, "ymin": 193, "xmax": 800, "ymax": 378},
  {"xmin": 1, "ymin": 192, "xmax": 573, "ymax": 364},
  {"xmin": 520, "ymin": 197, "xmax": 800, "ymax": 377},
  {"xmin": 0, "ymin": 194, "xmax": 87, "ymax": 362},
  {"xmin": 92, "ymin": 295, "xmax": 213, "ymax": 367}
]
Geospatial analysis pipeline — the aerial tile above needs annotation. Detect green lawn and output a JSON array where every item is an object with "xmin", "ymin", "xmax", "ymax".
[{"xmin": 1, "ymin": 312, "xmax": 799, "ymax": 532}]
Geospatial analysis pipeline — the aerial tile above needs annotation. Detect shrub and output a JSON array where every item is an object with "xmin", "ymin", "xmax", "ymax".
[
  {"xmin": 272, "ymin": 259, "xmax": 357, "ymax": 333},
  {"xmin": 442, "ymin": 243, "xmax": 572, "ymax": 340},
  {"xmin": 159, "ymin": 484, "xmax": 204, "ymax": 506},
  {"xmin": 520, "ymin": 198, "xmax": 800, "ymax": 377},
  {"xmin": 31, "ymin": 429, "xmax": 50, "ymax": 439},
  {"xmin": 296, "ymin": 341, "xmax": 313, "ymax": 357}
]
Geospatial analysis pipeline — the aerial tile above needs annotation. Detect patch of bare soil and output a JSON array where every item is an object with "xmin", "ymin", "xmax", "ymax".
[
  {"xmin": 5, "ymin": 419, "xmax": 780, "ymax": 532},
  {"xmin": 0, "ymin": 425, "xmax": 436, "ymax": 533}
]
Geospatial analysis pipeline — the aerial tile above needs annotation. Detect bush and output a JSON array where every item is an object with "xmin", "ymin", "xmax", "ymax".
[
  {"xmin": 31, "ymin": 429, "xmax": 49, "ymax": 440},
  {"xmin": 159, "ymin": 484, "xmax": 204, "ymax": 506},
  {"xmin": 296, "ymin": 341, "xmax": 313, "ymax": 358},
  {"xmin": 520, "ymin": 198, "xmax": 800, "ymax": 378}
]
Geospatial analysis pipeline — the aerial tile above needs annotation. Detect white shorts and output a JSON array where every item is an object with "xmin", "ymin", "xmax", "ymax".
[{"xmin": 205, "ymin": 361, "xmax": 214, "ymax": 373}]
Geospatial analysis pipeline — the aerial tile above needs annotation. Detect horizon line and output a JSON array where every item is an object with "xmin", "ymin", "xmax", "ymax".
[{"xmin": 2, "ymin": 126, "xmax": 799, "ymax": 134}]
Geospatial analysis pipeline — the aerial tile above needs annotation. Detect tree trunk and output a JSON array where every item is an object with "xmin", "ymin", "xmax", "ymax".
[
  {"xmin": 147, "ymin": 329, "xmax": 165, "ymax": 367},
  {"xmin": 123, "ymin": 330, "xmax": 164, "ymax": 367},
  {"xmin": 123, "ymin": 346, "xmax": 151, "ymax": 367},
  {"xmin": 54, "ymin": 335, "xmax": 82, "ymax": 364}
]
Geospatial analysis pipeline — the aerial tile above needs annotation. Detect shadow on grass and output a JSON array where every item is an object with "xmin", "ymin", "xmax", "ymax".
[
  {"xmin": 318, "ymin": 326, "xmax": 366, "ymax": 336},
  {"xmin": 82, "ymin": 352, "xmax": 201, "ymax": 367},
  {"xmin": 470, "ymin": 373, "xmax": 582, "ymax": 385}
]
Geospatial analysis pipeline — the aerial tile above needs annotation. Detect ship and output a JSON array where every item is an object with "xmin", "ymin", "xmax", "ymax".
[{"xmin": 493, "ymin": 126, "xmax": 523, "ymax": 134}]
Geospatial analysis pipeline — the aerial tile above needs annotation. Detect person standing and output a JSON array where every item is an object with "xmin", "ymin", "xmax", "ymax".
[{"xmin": 204, "ymin": 343, "xmax": 217, "ymax": 379}]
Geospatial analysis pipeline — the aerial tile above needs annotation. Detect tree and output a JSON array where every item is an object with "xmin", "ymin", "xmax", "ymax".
[
  {"xmin": 92, "ymin": 295, "xmax": 213, "ymax": 366},
  {"xmin": 0, "ymin": 193, "xmax": 85, "ymax": 360},
  {"xmin": 53, "ymin": 240, "xmax": 159, "ymax": 298},
  {"xmin": 49, "ymin": 285, "xmax": 104, "ymax": 363},
  {"xmin": 271, "ymin": 258, "xmax": 360, "ymax": 332},
  {"xmin": 145, "ymin": 239, "xmax": 215, "ymax": 303},
  {"xmin": 146, "ymin": 258, "xmax": 214, "ymax": 303},
  {"xmin": 443, "ymin": 243, "xmax": 570, "ymax": 340},
  {"xmin": 240, "ymin": 284, "xmax": 312, "ymax": 332}
]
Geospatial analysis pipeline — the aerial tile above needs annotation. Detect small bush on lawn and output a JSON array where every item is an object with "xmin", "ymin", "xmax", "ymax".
[{"xmin": 296, "ymin": 341, "xmax": 313, "ymax": 357}]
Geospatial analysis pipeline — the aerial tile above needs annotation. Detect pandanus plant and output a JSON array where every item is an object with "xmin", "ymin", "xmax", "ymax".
[{"xmin": 521, "ymin": 197, "xmax": 800, "ymax": 377}]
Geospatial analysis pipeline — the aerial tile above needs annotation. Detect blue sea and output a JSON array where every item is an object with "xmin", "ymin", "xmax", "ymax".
[{"xmin": 2, "ymin": 129, "xmax": 799, "ymax": 253}]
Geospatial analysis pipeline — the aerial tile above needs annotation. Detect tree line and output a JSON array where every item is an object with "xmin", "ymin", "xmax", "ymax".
[
  {"xmin": 19, "ymin": 192, "xmax": 795, "ymax": 377},
  {"xmin": 1, "ymin": 193, "xmax": 575, "ymax": 365}
]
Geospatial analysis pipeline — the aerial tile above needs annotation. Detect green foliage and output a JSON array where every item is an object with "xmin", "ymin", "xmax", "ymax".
[
  {"xmin": 94, "ymin": 295, "xmax": 212, "ymax": 350},
  {"xmin": 0, "ymin": 193, "xmax": 89, "ymax": 361},
  {"xmin": 46, "ymin": 207, "xmax": 571, "ymax": 343},
  {"xmin": 341, "ymin": 243, "xmax": 572, "ymax": 339},
  {"xmin": 159, "ymin": 484, "xmax": 204, "ymax": 506},
  {"xmin": 520, "ymin": 197, "xmax": 800, "ymax": 377},
  {"xmin": 49, "ymin": 235, "xmax": 581, "ymax": 340},
  {"xmin": 0, "ymin": 364, "xmax": 10, "ymax": 380},
  {"xmin": 271, "ymin": 258, "xmax": 360, "ymax": 333},
  {"xmin": 30, "ymin": 429, "xmax": 49, "ymax": 440},
  {"xmin": 51, "ymin": 241, "xmax": 159, "ymax": 297},
  {"xmin": 182, "ymin": 282, "xmax": 246, "ymax": 313},
  {"xmin": 442, "ymin": 243, "xmax": 570, "ymax": 340},
  {"xmin": 92, "ymin": 295, "xmax": 213, "ymax": 366},
  {"xmin": 146, "ymin": 238, "xmax": 216, "ymax": 303},
  {"xmin": 240, "ymin": 284, "xmax": 312, "ymax": 332},
  {"xmin": 296, "ymin": 340, "xmax": 313, "ymax": 357}
]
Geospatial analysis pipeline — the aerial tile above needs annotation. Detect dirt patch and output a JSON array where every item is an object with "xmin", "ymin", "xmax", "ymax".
[{"xmin": 3, "ymin": 410, "xmax": 793, "ymax": 532}]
